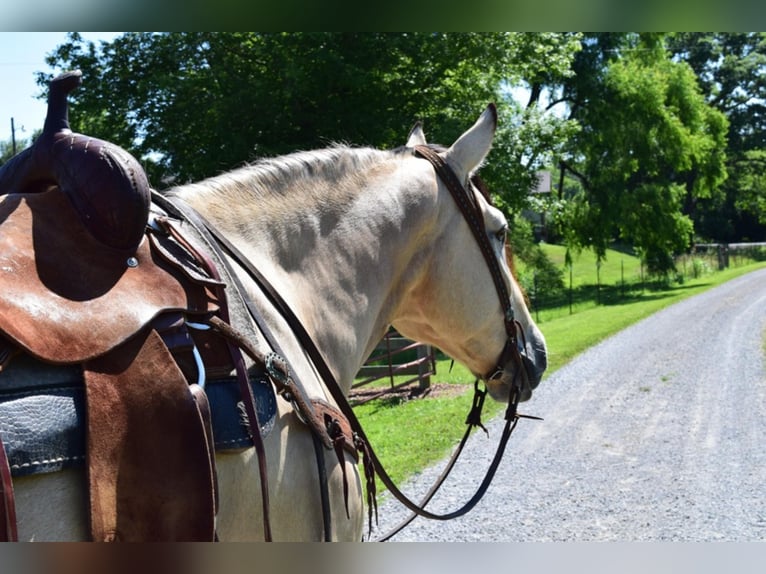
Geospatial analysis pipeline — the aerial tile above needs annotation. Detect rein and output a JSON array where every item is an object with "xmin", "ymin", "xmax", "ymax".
[{"xmin": 167, "ymin": 145, "xmax": 537, "ymax": 540}]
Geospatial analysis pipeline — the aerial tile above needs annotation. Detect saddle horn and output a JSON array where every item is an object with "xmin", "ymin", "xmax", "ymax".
[{"xmin": 0, "ymin": 70, "xmax": 150, "ymax": 252}]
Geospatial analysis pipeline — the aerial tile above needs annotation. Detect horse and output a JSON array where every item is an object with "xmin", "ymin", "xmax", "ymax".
[{"xmin": 7, "ymin": 103, "xmax": 547, "ymax": 541}]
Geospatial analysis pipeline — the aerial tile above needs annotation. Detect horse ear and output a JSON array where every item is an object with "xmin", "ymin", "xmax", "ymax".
[
  {"xmin": 406, "ymin": 121, "xmax": 427, "ymax": 147},
  {"xmin": 443, "ymin": 103, "xmax": 497, "ymax": 179}
]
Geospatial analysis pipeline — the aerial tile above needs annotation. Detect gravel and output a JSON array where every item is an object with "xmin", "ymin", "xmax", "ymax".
[{"xmin": 368, "ymin": 267, "xmax": 766, "ymax": 541}]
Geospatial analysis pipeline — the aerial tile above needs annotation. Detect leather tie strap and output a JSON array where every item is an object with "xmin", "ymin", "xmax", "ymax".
[{"xmin": 0, "ymin": 432, "xmax": 18, "ymax": 541}]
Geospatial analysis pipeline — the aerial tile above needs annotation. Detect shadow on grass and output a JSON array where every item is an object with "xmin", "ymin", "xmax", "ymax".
[{"xmin": 532, "ymin": 280, "xmax": 713, "ymax": 315}]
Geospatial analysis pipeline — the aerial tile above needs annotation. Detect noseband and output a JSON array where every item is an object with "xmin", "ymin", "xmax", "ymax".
[{"xmin": 412, "ymin": 145, "xmax": 528, "ymax": 400}]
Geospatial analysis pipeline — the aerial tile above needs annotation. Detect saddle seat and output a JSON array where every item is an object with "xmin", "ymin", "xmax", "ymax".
[
  {"xmin": 0, "ymin": 188, "xmax": 215, "ymax": 364},
  {"xmin": 0, "ymin": 70, "xmax": 149, "ymax": 252}
]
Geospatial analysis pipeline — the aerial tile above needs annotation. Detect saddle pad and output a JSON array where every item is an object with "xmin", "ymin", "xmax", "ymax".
[
  {"xmin": 0, "ymin": 190, "xmax": 213, "ymax": 364},
  {"xmin": 0, "ymin": 355, "xmax": 277, "ymax": 478}
]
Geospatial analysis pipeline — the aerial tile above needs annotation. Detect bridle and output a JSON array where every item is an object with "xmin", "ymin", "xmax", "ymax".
[
  {"xmin": 161, "ymin": 144, "xmax": 539, "ymax": 541},
  {"xmin": 360, "ymin": 147, "xmax": 540, "ymax": 540},
  {"xmin": 413, "ymin": 145, "xmax": 528, "ymax": 393}
]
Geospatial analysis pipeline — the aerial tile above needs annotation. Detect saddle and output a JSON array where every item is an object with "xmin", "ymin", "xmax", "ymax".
[
  {"xmin": 0, "ymin": 71, "xmax": 361, "ymax": 542},
  {"xmin": 0, "ymin": 71, "xmax": 227, "ymax": 541}
]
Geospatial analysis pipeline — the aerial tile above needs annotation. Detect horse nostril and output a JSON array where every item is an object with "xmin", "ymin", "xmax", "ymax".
[
  {"xmin": 537, "ymin": 346, "xmax": 548, "ymax": 374},
  {"xmin": 522, "ymin": 345, "xmax": 546, "ymax": 389}
]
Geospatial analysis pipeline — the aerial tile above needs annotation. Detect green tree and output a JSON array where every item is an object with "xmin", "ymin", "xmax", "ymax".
[
  {"xmin": 555, "ymin": 33, "xmax": 728, "ymax": 274},
  {"xmin": 39, "ymin": 32, "xmax": 580, "ymax": 209},
  {"xmin": 1, "ymin": 139, "xmax": 15, "ymax": 165},
  {"xmin": 1, "ymin": 132, "xmax": 36, "ymax": 165},
  {"xmin": 668, "ymin": 32, "xmax": 766, "ymax": 242}
]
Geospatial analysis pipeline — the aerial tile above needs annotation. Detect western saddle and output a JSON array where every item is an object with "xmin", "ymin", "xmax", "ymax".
[{"xmin": 0, "ymin": 71, "xmax": 360, "ymax": 542}]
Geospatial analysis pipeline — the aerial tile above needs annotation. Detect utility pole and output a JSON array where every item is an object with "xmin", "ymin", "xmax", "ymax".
[{"xmin": 11, "ymin": 117, "xmax": 17, "ymax": 155}]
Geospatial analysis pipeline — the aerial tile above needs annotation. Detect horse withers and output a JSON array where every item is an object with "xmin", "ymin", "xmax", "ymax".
[{"xmin": 4, "ymin": 101, "xmax": 546, "ymax": 540}]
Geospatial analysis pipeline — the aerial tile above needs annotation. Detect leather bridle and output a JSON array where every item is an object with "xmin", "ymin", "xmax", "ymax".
[
  {"xmin": 413, "ymin": 145, "xmax": 528, "ymax": 393},
  {"xmin": 163, "ymin": 144, "xmax": 538, "ymax": 541}
]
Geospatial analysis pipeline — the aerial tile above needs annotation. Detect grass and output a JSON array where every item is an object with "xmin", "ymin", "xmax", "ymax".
[
  {"xmin": 353, "ymin": 247, "xmax": 766, "ymax": 493},
  {"xmin": 516, "ymin": 243, "xmax": 743, "ymax": 323}
]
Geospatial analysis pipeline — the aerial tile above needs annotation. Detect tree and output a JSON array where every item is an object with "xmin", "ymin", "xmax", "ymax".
[
  {"xmin": 39, "ymin": 32, "xmax": 579, "ymax": 203},
  {"xmin": 1, "ymin": 139, "xmax": 16, "ymax": 165},
  {"xmin": 555, "ymin": 33, "xmax": 728, "ymax": 274},
  {"xmin": 1, "ymin": 132, "xmax": 36, "ymax": 165},
  {"xmin": 486, "ymin": 33, "xmax": 583, "ymax": 213},
  {"xmin": 668, "ymin": 33, "xmax": 766, "ymax": 242}
]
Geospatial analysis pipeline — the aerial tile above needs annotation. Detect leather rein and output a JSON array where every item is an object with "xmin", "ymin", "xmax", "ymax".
[{"xmin": 171, "ymin": 144, "xmax": 537, "ymax": 540}]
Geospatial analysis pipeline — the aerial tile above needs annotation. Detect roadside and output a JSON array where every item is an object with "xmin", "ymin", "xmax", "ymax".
[
  {"xmin": 369, "ymin": 266, "xmax": 766, "ymax": 541},
  {"xmin": 354, "ymin": 260, "xmax": 766, "ymax": 490}
]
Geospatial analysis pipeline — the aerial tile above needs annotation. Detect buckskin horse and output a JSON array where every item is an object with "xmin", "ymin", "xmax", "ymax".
[{"xmin": 0, "ymin": 71, "xmax": 547, "ymax": 541}]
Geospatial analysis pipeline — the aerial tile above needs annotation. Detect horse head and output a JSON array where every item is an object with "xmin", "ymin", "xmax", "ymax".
[{"xmin": 395, "ymin": 104, "xmax": 547, "ymax": 404}]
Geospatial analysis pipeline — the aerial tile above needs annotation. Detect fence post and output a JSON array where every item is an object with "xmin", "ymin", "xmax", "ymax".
[
  {"xmin": 417, "ymin": 344, "xmax": 431, "ymax": 391},
  {"xmin": 621, "ymin": 259, "xmax": 625, "ymax": 299},
  {"xmin": 596, "ymin": 260, "xmax": 601, "ymax": 304}
]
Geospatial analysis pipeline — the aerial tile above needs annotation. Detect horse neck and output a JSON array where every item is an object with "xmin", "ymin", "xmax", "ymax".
[
  {"xmin": 176, "ymin": 152, "xmax": 438, "ymax": 394},
  {"xmin": 272, "ymin": 165, "xmax": 438, "ymax": 392}
]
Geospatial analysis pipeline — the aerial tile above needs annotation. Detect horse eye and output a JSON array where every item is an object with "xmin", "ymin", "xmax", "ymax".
[{"xmin": 495, "ymin": 225, "xmax": 508, "ymax": 243}]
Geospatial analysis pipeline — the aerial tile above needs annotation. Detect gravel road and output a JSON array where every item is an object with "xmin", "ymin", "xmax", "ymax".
[{"xmin": 369, "ymin": 267, "xmax": 766, "ymax": 541}]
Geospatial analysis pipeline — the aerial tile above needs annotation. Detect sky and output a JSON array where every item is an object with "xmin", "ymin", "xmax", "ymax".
[{"xmin": 0, "ymin": 32, "xmax": 122, "ymax": 146}]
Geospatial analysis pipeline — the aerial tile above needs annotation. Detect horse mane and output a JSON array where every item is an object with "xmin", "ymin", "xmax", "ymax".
[
  {"xmin": 166, "ymin": 142, "xmax": 513, "ymax": 274},
  {"xmin": 167, "ymin": 145, "xmax": 400, "ymax": 217}
]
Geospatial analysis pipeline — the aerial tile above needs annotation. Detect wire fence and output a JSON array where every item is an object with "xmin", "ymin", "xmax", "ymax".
[{"xmin": 527, "ymin": 242, "xmax": 766, "ymax": 322}]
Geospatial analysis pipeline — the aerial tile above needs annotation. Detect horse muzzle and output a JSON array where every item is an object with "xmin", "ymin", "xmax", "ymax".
[{"xmin": 484, "ymin": 333, "xmax": 547, "ymax": 404}]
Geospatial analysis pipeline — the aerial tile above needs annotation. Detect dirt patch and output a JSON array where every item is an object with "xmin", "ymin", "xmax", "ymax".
[{"xmin": 349, "ymin": 382, "xmax": 468, "ymax": 405}]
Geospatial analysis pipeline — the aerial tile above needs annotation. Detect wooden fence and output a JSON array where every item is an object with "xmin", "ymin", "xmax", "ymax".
[{"xmin": 351, "ymin": 329, "xmax": 435, "ymax": 404}]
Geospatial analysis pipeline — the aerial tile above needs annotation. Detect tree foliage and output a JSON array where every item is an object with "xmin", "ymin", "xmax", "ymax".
[
  {"xmin": 39, "ymin": 32, "xmax": 578, "ymax": 202},
  {"xmin": 31, "ymin": 32, "xmax": 750, "ymax": 276},
  {"xmin": 1, "ymin": 139, "xmax": 16, "ymax": 165},
  {"xmin": 555, "ymin": 33, "xmax": 728, "ymax": 274},
  {"xmin": 668, "ymin": 32, "xmax": 766, "ymax": 241}
]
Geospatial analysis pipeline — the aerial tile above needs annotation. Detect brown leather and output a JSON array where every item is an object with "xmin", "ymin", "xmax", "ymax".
[
  {"xmin": 0, "ymin": 71, "xmax": 150, "ymax": 252},
  {"xmin": 0, "ymin": 189, "xmax": 215, "ymax": 363},
  {"xmin": 0, "ymin": 70, "xmax": 225, "ymax": 541},
  {"xmin": 189, "ymin": 383, "xmax": 219, "ymax": 515},
  {"xmin": 84, "ymin": 328, "xmax": 216, "ymax": 541},
  {"xmin": 0, "ymin": 431, "xmax": 18, "ymax": 541},
  {"xmin": 311, "ymin": 398, "xmax": 359, "ymax": 522},
  {"xmin": 310, "ymin": 399, "xmax": 358, "ymax": 463}
]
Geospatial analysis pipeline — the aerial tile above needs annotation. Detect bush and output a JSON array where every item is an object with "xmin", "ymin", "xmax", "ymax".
[
  {"xmin": 510, "ymin": 215, "xmax": 565, "ymax": 299},
  {"xmin": 691, "ymin": 257, "xmax": 711, "ymax": 278}
]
